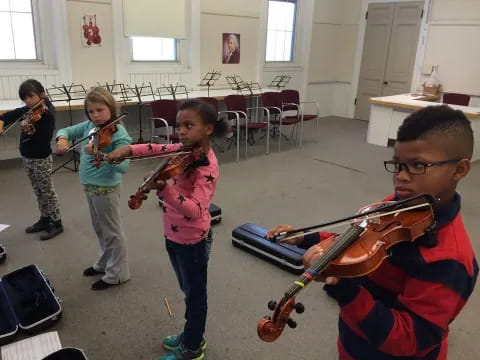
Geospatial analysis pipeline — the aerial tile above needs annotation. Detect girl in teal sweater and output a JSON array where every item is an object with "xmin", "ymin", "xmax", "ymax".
[{"xmin": 56, "ymin": 87, "xmax": 131, "ymax": 290}]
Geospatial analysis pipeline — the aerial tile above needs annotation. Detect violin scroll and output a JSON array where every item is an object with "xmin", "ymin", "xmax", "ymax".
[
  {"xmin": 128, "ymin": 191, "xmax": 149, "ymax": 210},
  {"xmin": 257, "ymin": 297, "xmax": 305, "ymax": 342}
]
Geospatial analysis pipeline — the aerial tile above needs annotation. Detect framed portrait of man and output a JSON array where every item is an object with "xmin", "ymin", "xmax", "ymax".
[{"xmin": 222, "ymin": 33, "xmax": 240, "ymax": 64}]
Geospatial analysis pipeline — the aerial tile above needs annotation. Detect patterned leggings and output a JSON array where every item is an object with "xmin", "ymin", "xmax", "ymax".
[{"xmin": 23, "ymin": 155, "xmax": 61, "ymax": 222}]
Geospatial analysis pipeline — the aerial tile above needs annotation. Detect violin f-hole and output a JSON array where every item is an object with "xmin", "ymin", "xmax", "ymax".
[{"xmin": 373, "ymin": 221, "xmax": 401, "ymax": 232}]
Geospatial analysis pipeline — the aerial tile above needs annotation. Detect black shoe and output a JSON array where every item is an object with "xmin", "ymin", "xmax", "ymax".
[
  {"xmin": 0, "ymin": 244, "xmax": 6, "ymax": 265},
  {"xmin": 83, "ymin": 266, "xmax": 105, "ymax": 277},
  {"xmin": 91, "ymin": 279, "xmax": 118, "ymax": 291},
  {"xmin": 25, "ymin": 217, "xmax": 50, "ymax": 233},
  {"xmin": 40, "ymin": 220, "xmax": 63, "ymax": 240}
]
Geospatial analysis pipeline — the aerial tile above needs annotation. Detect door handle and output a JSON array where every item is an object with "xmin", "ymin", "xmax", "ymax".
[{"xmin": 383, "ymin": 81, "xmax": 389, "ymax": 85}]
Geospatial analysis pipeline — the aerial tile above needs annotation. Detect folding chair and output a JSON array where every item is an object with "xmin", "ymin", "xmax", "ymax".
[
  {"xmin": 150, "ymin": 99, "xmax": 179, "ymax": 144},
  {"xmin": 281, "ymin": 89, "xmax": 320, "ymax": 146}
]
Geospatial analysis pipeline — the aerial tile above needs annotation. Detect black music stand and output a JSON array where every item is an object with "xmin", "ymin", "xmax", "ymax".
[
  {"xmin": 268, "ymin": 74, "xmax": 292, "ymax": 89},
  {"xmin": 199, "ymin": 70, "xmax": 222, "ymax": 97},
  {"xmin": 156, "ymin": 84, "xmax": 190, "ymax": 101},
  {"xmin": 47, "ymin": 84, "xmax": 87, "ymax": 173},
  {"xmin": 97, "ymin": 82, "xmax": 131, "ymax": 104},
  {"xmin": 124, "ymin": 82, "xmax": 156, "ymax": 144},
  {"xmin": 225, "ymin": 74, "xmax": 248, "ymax": 92}
]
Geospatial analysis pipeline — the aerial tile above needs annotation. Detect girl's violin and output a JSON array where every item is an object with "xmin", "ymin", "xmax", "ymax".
[
  {"xmin": 23, "ymin": 99, "xmax": 48, "ymax": 135},
  {"xmin": 257, "ymin": 194, "xmax": 436, "ymax": 342},
  {"xmin": 1, "ymin": 99, "xmax": 47, "ymax": 136},
  {"xmin": 128, "ymin": 146, "xmax": 208, "ymax": 210}
]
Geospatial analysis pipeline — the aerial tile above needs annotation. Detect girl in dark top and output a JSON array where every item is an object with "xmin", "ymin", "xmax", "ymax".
[{"xmin": 0, "ymin": 79, "xmax": 63, "ymax": 240}]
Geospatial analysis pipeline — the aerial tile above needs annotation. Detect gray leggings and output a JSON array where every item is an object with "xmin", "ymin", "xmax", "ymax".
[
  {"xmin": 23, "ymin": 155, "xmax": 61, "ymax": 221},
  {"xmin": 86, "ymin": 187, "xmax": 130, "ymax": 284}
]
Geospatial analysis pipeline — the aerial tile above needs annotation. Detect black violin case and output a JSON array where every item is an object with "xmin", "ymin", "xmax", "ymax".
[
  {"xmin": 0, "ymin": 244, "xmax": 5, "ymax": 264},
  {"xmin": 232, "ymin": 223, "xmax": 306, "ymax": 274},
  {"xmin": 209, "ymin": 203, "xmax": 222, "ymax": 225},
  {"xmin": 42, "ymin": 348, "xmax": 88, "ymax": 360},
  {"xmin": 0, "ymin": 264, "xmax": 62, "ymax": 345}
]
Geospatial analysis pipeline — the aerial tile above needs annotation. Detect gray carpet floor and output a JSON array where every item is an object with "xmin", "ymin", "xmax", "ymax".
[{"xmin": 0, "ymin": 117, "xmax": 479, "ymax": 359}]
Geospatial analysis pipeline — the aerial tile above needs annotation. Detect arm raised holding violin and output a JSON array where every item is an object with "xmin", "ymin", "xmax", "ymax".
[
  {"xmin": 56, "ymin": 87, "xmax": 132, "ymax": 291},
  {"xmin": 260, "ymin": 106, "xmax": 477, "ymax": 360}
]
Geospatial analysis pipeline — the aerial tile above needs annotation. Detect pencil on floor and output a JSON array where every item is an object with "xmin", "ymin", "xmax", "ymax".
[{"xmin": 164, "ymin": 297, "xmax": 173, "ymax": 317}]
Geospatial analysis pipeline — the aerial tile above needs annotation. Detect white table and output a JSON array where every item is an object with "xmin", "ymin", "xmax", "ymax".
[
  {"xmin": 0, "ymin": 87, "xmax": 282, "ymax": 161},
  {"xmin": 367, "ymin": 94, "xmax": 480, "ymax": 162}
]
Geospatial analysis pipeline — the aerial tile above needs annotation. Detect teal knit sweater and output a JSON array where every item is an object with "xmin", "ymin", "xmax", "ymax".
[{"xmin": 57, "ymin": 121, "xmax": 131, "ymax": 187}]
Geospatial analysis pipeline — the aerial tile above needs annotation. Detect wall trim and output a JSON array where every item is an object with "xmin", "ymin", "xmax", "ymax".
[
  {"xmin": 308, "ymin": 81, "xmax": 351, "ymax": 85},
  {"xmin": 429, "ymin": 21, "xmax": 480, "ymax": 26},
  {"xmin": 263, "ymin": 66, "xmax": 303, "ymax": 72},
  {"xmin": 200, "ymin": 11, "xmax": 260, "ymax": 19},
  {"xmin": 313, "ymin": 22, "xmax": 358, "ymax": 26},
  {"xmin": 0, "ymin": 69, "xmax": 59, "ymax": 76}
]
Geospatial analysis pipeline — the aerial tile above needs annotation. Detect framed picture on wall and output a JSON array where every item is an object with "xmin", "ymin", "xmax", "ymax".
[
  {"xmin": 222, "ymin": 33, "xmax": 240, "ymax": 64},
  {"xmin": 82, "ymin": 14, "xmax": 102, "ymax": 47}
]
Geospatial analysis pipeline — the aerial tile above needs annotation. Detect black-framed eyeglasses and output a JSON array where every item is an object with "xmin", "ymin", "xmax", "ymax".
[{"xmin": 384, "ymin": 159, "xmax": 460, "ymax": 175}]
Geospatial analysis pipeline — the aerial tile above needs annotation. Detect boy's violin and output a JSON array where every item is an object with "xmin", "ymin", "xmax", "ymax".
[
  {"xmin": 128, "ymin": 146, "xmax": 208, "ymax": 210},
  {"xmin": 257, "ymin": 194, "xmax": 437, "ymax": 342}
]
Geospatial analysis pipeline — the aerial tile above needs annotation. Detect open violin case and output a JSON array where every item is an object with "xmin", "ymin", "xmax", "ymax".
[
  {"xmin": 232, "ymin": 223, "xmax": 306, "ymax": 274},
  {"xmin": 209, "ymin": 203, "xmax": 222, "ymax": 225},
  {"xmin": 42, "ymin": 348, "xmax": 88, "ymax": 360},
  {"xmin": 0, "ymin": 264, "xmax": 62, "ymax": 345},
  {"xmin": 0, "ymin": 244, "xmax": 5, "ymax": 264}
]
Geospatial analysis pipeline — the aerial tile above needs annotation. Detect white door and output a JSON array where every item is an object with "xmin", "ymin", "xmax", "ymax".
[
  {"xmin": 383, "ymin": 2, "xmax": 424, "ymax": 96},
  {"xmin": 354, "ymin": 4, "xmax": 394, "ymax": 121},
  {"xmin": 355, "ymin": 1, "xmax": 424, "ymax": 120}
]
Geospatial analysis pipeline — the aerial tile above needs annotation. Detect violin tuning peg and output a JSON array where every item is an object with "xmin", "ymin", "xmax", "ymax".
[
  {"xmin": 267, "ymin": 300, "xmax": 277, "ymax": 310},
  {"xmin": 286, "ymin": 318, "xmax": 297, "ymax": 329},
  {"xmin": 295, "ymin": 302, "xmax": 305, "ymax": 314}
]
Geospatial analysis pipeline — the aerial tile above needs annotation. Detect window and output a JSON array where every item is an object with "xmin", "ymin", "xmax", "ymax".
[
  {"xmin": 131, "ymin": 37, "xmax": 177, "ymax": 61},
  {"xmin": 265, "ymin": 0, "xmax": 296, "ymax": 62},
  {"xmin": 0, "ymin": 0, "xmax": 37, "ymax": 60}
]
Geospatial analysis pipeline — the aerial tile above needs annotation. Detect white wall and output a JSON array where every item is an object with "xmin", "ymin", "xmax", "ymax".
[
  {"xmin": 66, "ymin": 0, "xmax": 115, "ymax": 87},
  {"xmin": 200, "ymin": 0, "xmax": 262, "ymax": 87},
  {"xmin": 306, "ymin": 0, "xmax": 361, "ymax": 117},
  {"xmin": 422, "ymin": 0, "xmax": 480, "ymax": 96}
]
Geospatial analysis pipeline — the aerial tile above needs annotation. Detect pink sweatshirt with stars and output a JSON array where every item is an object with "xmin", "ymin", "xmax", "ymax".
[{"xmin": 130, "ymin": 143, "xmax": 219, "ymax": 245}]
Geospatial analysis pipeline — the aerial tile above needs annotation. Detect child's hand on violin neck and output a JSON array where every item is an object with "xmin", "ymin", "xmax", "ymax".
[
  {"xmin": 144, "ymin": 171, "xmax": 166, "ymax": 191},
  {"xmin": 56, "ymin": 137, "xmax": 70, "ymax": 154},
  {"xmin": 20, "ymin": 120, "xmax": 34, "ymax": 135},
  {"xmin": 105, "ymin": 145, "xmax": 132, "ymax": 163},
  {"xmin": 303, "ymin": 244, "xmax": 340, "ymax": 285},
  {"xmin": 84, "ymin": 143, "xmax": 94, "ymax": 155},
  {"xmin": 266, "ymin": 224, "xmax": 304, "ymax": 245}
]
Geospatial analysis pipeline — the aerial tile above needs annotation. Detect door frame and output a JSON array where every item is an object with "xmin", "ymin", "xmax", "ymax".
[{"xmin": 348, "ymin": 0, "xmax": 431, "ymax": 119}]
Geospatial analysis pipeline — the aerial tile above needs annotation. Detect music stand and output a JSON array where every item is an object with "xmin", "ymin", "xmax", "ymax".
[
  {"xmin": 47, "ymin": 84, "xmax": 87, "ymax": 173},
  {"xmin": 156, "ymin": 84, "xmax": 190, "ymax": 101},
  {"xmin": 225, "ymin": 74, "xmax": 248, "ymax": 92},
  {"xmin": 97, "ymin": 82, "xmax": 131, "ymax": 104},
  {"xmin": 199, "ymin": 70, "xmax": 222, "ymax": 97},
  {"xmin": 124, "ymin": 82, "xmax": 156, "ymax": 143},
  {"xmin": 268, "ymin": 74, "xmax": 291, "ymax": 89}
]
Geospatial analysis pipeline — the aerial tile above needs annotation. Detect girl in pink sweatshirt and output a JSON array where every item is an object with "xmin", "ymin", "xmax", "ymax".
[{"xmin": 108, "ymin": 99, "xmax": 227, "ymax": 360}]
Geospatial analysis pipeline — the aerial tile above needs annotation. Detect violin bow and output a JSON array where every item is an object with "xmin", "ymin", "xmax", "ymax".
[{"xmin": 276, "ymin": 194, "xmax": 436, "ymax": 243}]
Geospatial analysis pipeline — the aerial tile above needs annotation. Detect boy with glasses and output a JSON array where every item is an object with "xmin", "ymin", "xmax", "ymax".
[{"xmin": 267, "ymin": 105, "xmax": 477, "ymax": 359}]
